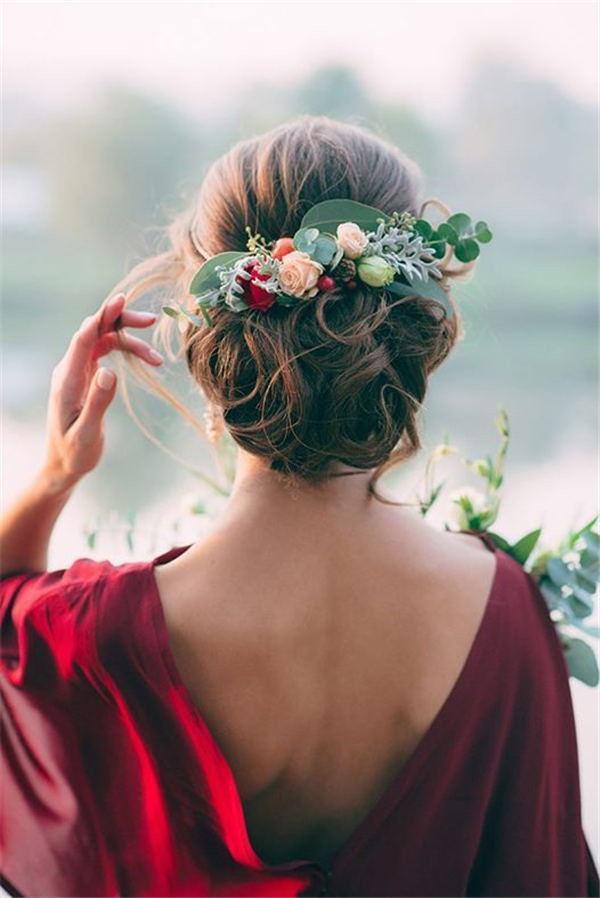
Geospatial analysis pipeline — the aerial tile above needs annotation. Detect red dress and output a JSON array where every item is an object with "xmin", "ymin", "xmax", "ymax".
[{"xmin": 1, "ymin": 531, "xmax": 598, "ymax": 897}]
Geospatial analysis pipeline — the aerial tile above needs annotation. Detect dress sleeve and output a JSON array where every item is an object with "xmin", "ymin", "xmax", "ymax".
[{"xmin": 0, "ymin": 558, "xmax": 115, "ymax": 690}]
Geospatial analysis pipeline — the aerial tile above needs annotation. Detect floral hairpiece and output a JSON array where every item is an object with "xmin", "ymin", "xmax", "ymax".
[{"xmin": 162, "ymin": 199, "xmax": 493, "ymax": 327}]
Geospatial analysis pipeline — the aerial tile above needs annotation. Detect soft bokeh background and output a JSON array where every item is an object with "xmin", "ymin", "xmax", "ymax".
[{"xmin": 2, "ymin": 0, "xmax": 598, "ymax": 862}]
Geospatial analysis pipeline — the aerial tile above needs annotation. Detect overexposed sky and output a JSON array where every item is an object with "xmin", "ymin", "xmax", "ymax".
[{"xmin": 2, "ymin": 1, "xmax": 598, "ymax": 124}]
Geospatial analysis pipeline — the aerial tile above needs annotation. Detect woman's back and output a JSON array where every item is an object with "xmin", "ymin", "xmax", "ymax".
[
  {"xmin": 2, "ymin": 116, "xmax": 597, "ymax": 897},
  {"xmin": 154, "ymin": 502, "xmax": 498, "ymax": 870}
]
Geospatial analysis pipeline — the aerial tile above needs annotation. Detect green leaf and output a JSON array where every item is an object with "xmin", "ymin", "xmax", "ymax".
[
  {"xmin": 446, "ymin": 213, "xmax": 473, "ymax": 237},
  {"xmin": 575, "ymin": 570, "xmax": 597, "ymax": 594},
  {"xmin": 567, "ymin": 585, "xmax": 594, "ymax": 618},
  {"xmin": 387, "ymin": 277, "xmax": 452, "ymax": 314},
  {"xmin": 189, "ymin": 252, "xmax": 247, "ymax": 295},
  {"xmin": 275, "ymin": 293, "xmax": 298, "ymax": 307},
  {"xmin": 430, "ymin": 239, "xmax": 447, "ymax": 259},
  {"xmin": 454, "ymin": 239, "xmax": 480, "ymax": 263},
  {"xmin": 511, "ymin": 528, "xmax": 542, "ymax": 565},
  {"xmin": 563, "ymin": 637, "xmax": 599, "ymax": 686},
  {"xmin": 547, "ymin": 557, "xmax": 576, "ymax": 588},
  {"xmin": 300, "ymin": 199, "xmax": 389, "ymax": 234},
  {"xmin": 413, "ymin": 219, "xmax": 433, "ymax": 240},
  {"xmin": 162, "ymin": 305, "xmax": 181, "ymax": 319},
  {"xmin": 481, "ymin": 530, "xmax": 512, "ymax": 552},
  {"xmin": 312, "ymin": 234, "xmax": 338, "ymax": 266},
  {"xmin": 580, "ymin": 548, "xmax": 600, "ymax": 577},
  {"xmin": 539, "ymin": 580, "xmax": 565, "ymax": 611},
  {"xmin": 199, "ymin": 307, "xmax": 213, "ymax": 327},
  {"xmin": 180, "ymin": 307, "xmax": 209, "ymax": 328},
  {"xmin": 436, "ymin": 222, "xmax": 459, "ymax": 246},
  {"xmin": 474, "ymin": 221, "xmax": 493, "ymax": 243},
  {"xmin": 582, "ymin": 529, "xmax": 600, "ymax": 557},
  {"xmin": 573, "ymin": 622, "xmax": 600, "ymax": 638}
]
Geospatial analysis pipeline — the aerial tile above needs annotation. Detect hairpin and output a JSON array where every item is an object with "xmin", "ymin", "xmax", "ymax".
[{"xmin": 163, "ymin": 199, "xmax": 492, "ymax": 326}]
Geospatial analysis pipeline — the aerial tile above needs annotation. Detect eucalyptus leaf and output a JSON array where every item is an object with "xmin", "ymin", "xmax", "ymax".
[
  {"xmin": 300, "ymin": 199, "xmax": 389, "ymax": 234},
  {"xmin": 573, "ymin": 622, "xmax": 600, "ymax": 639},
  {"xmin": 430, "ymin": 240, "xmax": 447, "ymax": 260},
  {"xmin": 567, "ymin": 589, "xmax": 594, "ymax": 618},
  {"xmin": 582, "ymin": 529, "xmax": 600, "ymax": 556},
  {"xmin": 563, "ymin": 637, "xmax": 599, "ymax": 686},
  {"xmin": 312, "ymin": 234, "xmax": 338, "ymax": 265},
  {"xmin": 511, "ymin": 528, "xmax": 542, "ymax": 565},
  {"xmin": 474, "ymin": 221, "xmax": 493, "ymax": 243},
  {"xmin": 293, "ymin": 228, "xmax": 316, "ymax": 254},
  {"xmin": 181, "ymin": 307, "xmax": 209, "ymax": 328},
  {"xmin": 454, "ymin": 239, "xmax": 480, "ymax": 263},
  {"xmin": 580, "ymin": 549, "xmax": 600, "ymax": 577},
  {"xmin": 575, "ymin": 570, "xmax": 597, "ymax": 594},
  {"xmin": 436, "ymin": 223, "xmax": 459, "ymax": 246},
  {"xmin": 189, "ymin": 252, "xmax": 247, "ymax": 295},
  {"xmin": 413, "ymin": 219, "xmax": 433, "ymax": 240},
  {"xmin": 387, "ymin": 277, "xmax": 452, "ymax": 313},
  {"xmin": 446, "ymin": 213, "xmax": 473, "ymax": 237},
  {"xmin": 547, "ymin": 557, "xmax": 577, "ymax": 588},
  {"xmin": 539, "ymin": 580, "xmax": 565, "ymax": 611}
]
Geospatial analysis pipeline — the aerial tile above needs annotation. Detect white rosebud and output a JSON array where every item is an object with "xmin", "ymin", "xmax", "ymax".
[{"xmin": 336, "ymin": 222, "xmax": 369, "ymax": 260}]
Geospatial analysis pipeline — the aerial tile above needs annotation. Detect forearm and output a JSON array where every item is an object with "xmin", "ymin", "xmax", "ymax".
[{"xmin": 0, "ymin": 466, "xmax": 76, "ymax": 575}]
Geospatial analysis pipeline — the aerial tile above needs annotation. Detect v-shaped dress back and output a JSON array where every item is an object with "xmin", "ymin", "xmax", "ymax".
[{"xmin": 1, "ymin": 531, "xmax": 598, "ymax": 896}]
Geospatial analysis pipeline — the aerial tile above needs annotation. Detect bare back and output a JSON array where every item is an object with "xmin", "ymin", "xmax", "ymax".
[{"xmin": 153, "ymin": 504, "xmax": 497, "ymax": 869}]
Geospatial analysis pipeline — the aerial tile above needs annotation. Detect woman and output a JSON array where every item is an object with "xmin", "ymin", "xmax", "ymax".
[{"xmin": 1, "ymin": 117, "xmax": 598, "ymax": 897}]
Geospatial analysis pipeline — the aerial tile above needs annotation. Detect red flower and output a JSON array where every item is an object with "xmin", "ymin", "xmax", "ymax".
[{"xmin": 243, "ymin": 263, "xmax": 276, "ymax": 312}]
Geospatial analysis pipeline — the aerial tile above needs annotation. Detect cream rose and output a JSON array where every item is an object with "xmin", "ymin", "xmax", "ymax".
[
  {"xmin": 279, "ymin": 251, "xmax": 323, "ymax": 298},
  {"xmin": 336, "ymin": 222, "xmax": 368, "ymax": 260}
]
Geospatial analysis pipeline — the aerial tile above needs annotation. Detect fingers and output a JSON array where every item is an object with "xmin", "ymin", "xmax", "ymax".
[
  {"xmin": 69, "ymin": 367, "xmax": 117, "ymax": 446},
  {"xmin": 67, "ymin": 294, "xmax": 161, "ymax": 369},
  {"xmin": 117, "ymin": 308, "xmax": 158, "ymax": 329},
  {"xmin": 98, "ymin": 293, "xmax": 126, "ymax": 335},
  {"xmin": 91, "ymin": 330, "xmax": 164, "ymax": 365}
]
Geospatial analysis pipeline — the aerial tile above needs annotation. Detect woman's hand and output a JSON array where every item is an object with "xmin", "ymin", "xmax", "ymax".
[{"xmin": 42, "ymin": 292, "xmax": 163, "ymax": 491}]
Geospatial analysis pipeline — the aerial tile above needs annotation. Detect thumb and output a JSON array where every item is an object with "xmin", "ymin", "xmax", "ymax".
[{"xmin": 72, "ymin": 367, "xmax": 117, "ymax": 444}]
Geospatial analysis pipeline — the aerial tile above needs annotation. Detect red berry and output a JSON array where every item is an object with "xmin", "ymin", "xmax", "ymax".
[
  {"xmin": 272, "ymin": 237, "xmax": 296, "ymax": 260},
  {"xmin": 317, "ymin": 275, "xmax": 336, "ymax": 292},
  {"xmin": 345, "ymin": 279, "xmax": 358, "ymax": 290}
]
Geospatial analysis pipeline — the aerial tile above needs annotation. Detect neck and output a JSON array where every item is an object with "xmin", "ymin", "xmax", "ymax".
[{"xmin": 219, "ymin": 448, "xmax": 377, "ymax": 529}]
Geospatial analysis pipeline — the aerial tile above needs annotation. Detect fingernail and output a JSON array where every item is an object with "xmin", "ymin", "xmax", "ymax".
[
  {"xmin": 97, "ymin": 368, "xmax": 116, "ymax": 390},
  {"xmin": 149, "ymin": 349, "xmax": 163, "ymax": 364}
]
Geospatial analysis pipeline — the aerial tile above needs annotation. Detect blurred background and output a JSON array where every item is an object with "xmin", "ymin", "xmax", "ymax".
[{"xmin": 2, "ymin": 0, "xmax": 598, "ymax": 860}]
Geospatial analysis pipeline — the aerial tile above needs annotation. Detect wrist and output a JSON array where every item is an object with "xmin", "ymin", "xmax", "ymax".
[{"xmin": 35, "ymin": 462, "xmax": 80, "ymax": 497}]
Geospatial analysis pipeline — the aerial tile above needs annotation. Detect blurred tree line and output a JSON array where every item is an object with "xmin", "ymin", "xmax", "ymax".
[{"xmin": 2, "ymin": 56, "xmax": 597, "ymax": 509}]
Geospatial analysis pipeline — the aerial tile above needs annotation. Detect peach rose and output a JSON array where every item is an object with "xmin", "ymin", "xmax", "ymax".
[
  {"xmin": 336, "ymin": 222, "xmax": 368, "ymax": 260},
  {"xmin": 279, "ymin": 251, "xmax": 323, "ymax": 298}
]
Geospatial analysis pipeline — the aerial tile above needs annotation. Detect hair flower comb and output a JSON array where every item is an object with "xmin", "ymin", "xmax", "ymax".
[{"xmin": 162, "ymin": 199, "xmax": 493, "ymax": 326}]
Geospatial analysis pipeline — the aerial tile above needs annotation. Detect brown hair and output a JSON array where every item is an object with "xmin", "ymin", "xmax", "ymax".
[{"xmin": 110, "ymin": 116, "xmax": 474, "ymax": 502}]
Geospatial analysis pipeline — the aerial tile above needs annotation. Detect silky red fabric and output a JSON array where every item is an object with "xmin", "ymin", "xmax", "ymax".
[{"xmin": 0, "ymin": 532, "xmax": 598, "ymax": 897}]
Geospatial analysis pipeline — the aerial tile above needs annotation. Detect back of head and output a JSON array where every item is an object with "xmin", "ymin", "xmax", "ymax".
[{"xmin": 118, "ymin": 116, "xmax": 464, "ymax": 499}]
